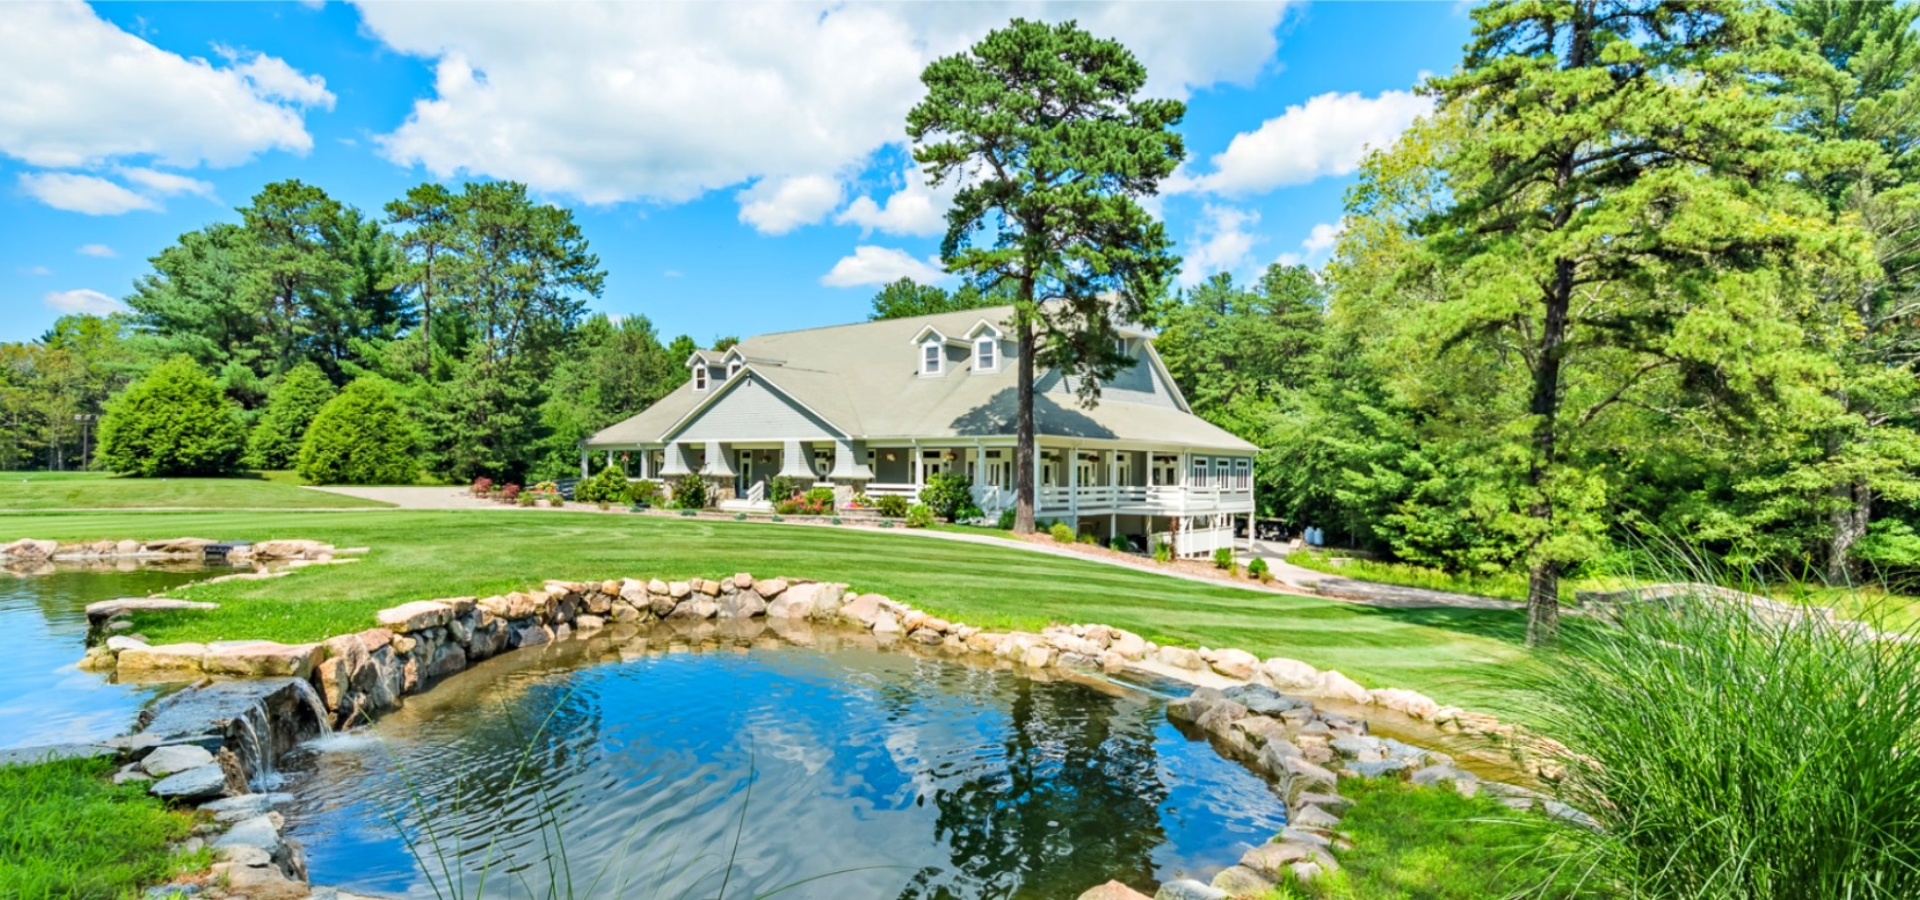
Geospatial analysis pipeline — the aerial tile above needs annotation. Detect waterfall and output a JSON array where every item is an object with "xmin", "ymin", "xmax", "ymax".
[{"xmin": 140, "ymin": 677, "xmax": 335, "ymax": 791}]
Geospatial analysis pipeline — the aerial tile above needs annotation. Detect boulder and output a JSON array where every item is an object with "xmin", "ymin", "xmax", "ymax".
[
  {"xmin": 1209, "ymin": 866, "xmax": 1274, "ymax": 896},
  {"xmin": 105, "ymin": 635, "xmax": 149, "ymax": 653},
  {"xmin": 695, "ymin": 579, "xmax": 721, "ymax": 597},
  {"xmin": 149, "ymin": 764, "xmax": 231, "ymax": 802},
  {"xmin": 647, "ymin": 579, "xmax": 669, "ymax": 595},
  {"xmin": 1022, "ymin": 645, "xmax": 1054, "ymax": 669},
  {"xmin": 909, "ymin": 627, "xmax": 943, "ymax": 645},
  {"xmin": 717, "ymin": 591, "xmax": 766, "ymax": 618},
  {"xmin": 2, "ymin": 538, "xmax": 57, "ymax": 558},
  {"xmin": 1410, "ymin": 765, "xmax": 1479, "ymax": 794},
  {"xmin": 1368, "ymin": 687, "xmax": 1440, "ymax": 720},
  {"xmin": 1276, "ymin": 756, "xmax": 1339, "ymax": 804},
  {"xmin": 1310, "ymin": 670, "xmax": 1370, "ymax": 704},
  {"xmin": 1346, "ymin": 758, "xmax": 1414, "ymax": 778},
  {"xmin": 84, "ymin": 598, "xmax": 217, "ymax": 628},
  {"xmin": 202, "ymin": 641, "xmax": 323, "ymax": 679},
  {"xmin": 249, "ymin": 539, "xmax": 331, "ymax": 560},
  {"xmin": 506, "ymin": 621, "xmax": 553, "ymax": 649},
  {"xmin": 202, "ymin": 792, "xmax": 291, "ymax": 822},
  {"xmin": 1155, "ymin": 645, "xmax": 1206, "ymax": 671},
  {"xmin": 1292, "ymin": 804, "xmax": 1344, "ymax": 830},
  {"xmin": 669, "ymin": 581, "xmax": 692, "ymax": 599},
  {"xmin": 141, "ymin": 744, "xmax": 215, "ymax": 778},
  {"xmin": 1208, "ymin": 647, "xmax": 1261, "ymax": 680},
  {"xmin": 1240, "ymin": 841, "xmax": 1327, "ymax": 879},
  {"xmin": 1194, "ymin": 699, "xmax": 1249, "ymax": 735},
  {"xmin": 1153, "ymin": 880, "xmax": 1227, "ymax": 900},
  {"xmin": 668, "ymin": 597, "xmax": 718, "ymax": 619},
  {"xmin": 574, "ymin": 614, "xmax": 606, "ymax": 632},
  {"xmin": 751, "ymin": 578, "xmax": 788, "ymax": 598},
  {"xmin": 141, "ymin": 537, "xmax": 216, "ymax": 556},
  {"xmin": 377, "ymin": 601, "xmax": 455, "ymax": 633},
  {"xmin": 212, "ymin": 813, "xmax": 285, "ymax": 859},
  {"xmin": 649, "ymin": 593, "xmax": 679, "ymax": 617},
  {"xmin": 1260, "ymin": 657, "xmax": 1319, "ymax": 691},
  {"xmin": 838, "ymin": 593, "xmax": 895, "ymax": 628},
  {"xmin": 733, "ymin": 572, "xmax": 755, "ymax": 590},
  {"xmin": 117, "ymin": 643, "xmax": 209, "ymax": 673},
  {"xmin": 871, "ymin": 611, "xmax": 902, "ymax": 635},
  {"xmin": 1222, "ymin": 684, "xmax": 1306, "ymax": 717},
  {"xmin": 1077, "ymin": 881, "xmax": 1153, "ymax": 900},
  {"xmin": 1110, "ymin": 630, "xmax": 1148, "ymax": 659}
]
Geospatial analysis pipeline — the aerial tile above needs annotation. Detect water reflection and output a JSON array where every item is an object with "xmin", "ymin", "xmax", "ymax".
[
  {"xmin": 0, "ymin": 565, "xmax": 211, "ymax": 750},
  {"xmin": 284, "ymin": 629, "xmax": 1287, "ymax": 899}
]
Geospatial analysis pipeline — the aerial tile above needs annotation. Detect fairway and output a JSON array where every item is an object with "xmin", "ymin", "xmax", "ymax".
[
  {"xmin": 2, "ymin": 508, "xmax": 1544, "ymax": 719},
  {"xmin": 0, "ymin": 472, "xmax": 391, "ymax": 510}
]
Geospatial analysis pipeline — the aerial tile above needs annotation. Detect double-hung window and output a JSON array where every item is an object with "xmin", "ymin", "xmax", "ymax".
[
  {"xmin": 922, "ymin": 343, "xmax": 942, "ymax": 376},
  {"xmin": 976, "ymin": 339, "xmax": 996, "ymax": 371}
]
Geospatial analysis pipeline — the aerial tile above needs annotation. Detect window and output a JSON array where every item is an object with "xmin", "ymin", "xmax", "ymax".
[
  {"xmin": 921, "ymin": 342, "xmax": 942, "ymax": 376},
  {"xmin": 976, "ymin": 338, "xmax": 997, "ymax": 371},
  {"xmin": 1191, "ymin": 457, "xmax": 1210, "ymax": 488},
  {"xmin": 1234, "ymin": 458, "xmax": 1251, "ymax": 490},
  {"xmin": 693, "ymin": 367, "xmax": 708, "ymax": 391},
  {"xmin": 727, "ymin": 360, "xmax": 742, "ymax": 380}
]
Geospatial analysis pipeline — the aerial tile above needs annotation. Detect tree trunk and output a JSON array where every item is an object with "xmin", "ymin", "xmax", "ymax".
[
  {"xmin": 1527, "ymin": 561, "xmax": 1561, "ymax": 646},
  {"xmin": 1827, "ymin": 480, "xmax": 1870, "ymax": 585},
  {"xmin": 1014, "ymin": 317, "xmax": 1037, "ymax": 535}
]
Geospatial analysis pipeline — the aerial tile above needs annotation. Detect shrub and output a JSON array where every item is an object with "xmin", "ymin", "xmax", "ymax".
[
  {"xmin": 1050, "ymin": 522, "xmax": 1075, "ymax": 543},
  {"xmin": 1248, "ymin": 557, "xmax": 1270, "ymax": 582},
  {"xmin": 1110, "ymin": 536, "xmax": 1129, "ymax": 553},
  {"xmin": 733, "ymin": 512, "xmax": 746, "ymax": 520},
  {"xmin": 516, "ymin": 492, "xmax": 536, "ymax": 507},
  {"xmin": 573, "ymin": 463, "xmax": 629, "ymax": 505},
  {"xmin": 547, "ymin": 495, "xmax": 565, "ymax": 508},
  {"xmin": 805, "ymin": 486, "xmax": 836, "ymax": 506},
  {"xmin": 997, "ymin": 508, "xmax": 1016, "ymax": 530},
  {"xmin": 770, "ymin": 514, "xmax": 784, "ymax": 522},
  {"xmin": 1078, "ymin": 533, "xmax": 1096, "ymax": 545},
  {"xmin": 531, "ymin": 480, "xmax": 558, "ymax": 495},
  {"xmin": 670, "ymin": 473, "xmax": 709, "ymax": 510},
  {"xmin": 471, "ymin": 477, "xmax": 495, "ymax": 496},
  {"xmin": 500, "ymin": 483, "xmax": 521, "ymax": 503},
  {"xmin": 1212, "ymin": 547, "xmax": 1234, "ymax": 570},
  {"xmin": 627, "ymin": 479, "xmax": 661, "ymax": 507},
  {"xmin": 96, "ymin": 355, "xmax": 246, "ymax": 477},
  {"xmin": 296, "ymin": 377, "xmax": 419, "ymax": 486},
  {"xmin": 876, "ymin": 494, "xmax": 910, "ymax": 518},
  {"xmin": 1154, "ymin": 541, "xmax": 1173, "ymax": 563},
  {"xmin": 830, "ymin": 516, "xmax": 842, "ymax": 525},
  {"xmin": 775, "ymin": 493, "xmax": 833, "ymax": 516},
  {"xmin": 1529, "ymin": 592, "xmax": 1920, "ymax": 899},
  {"xmin": 918, "ymin": 473, "xmax": 975, "ymax": 522},
  {"xmin": 767, "ymin": 474, "xmax": 799, "ymax": 504},
  {"xmin": 244, "ymin": 362, "xmax": 335, "ymax": 470},
  {"xmin": 905, "ymin": 504, "xmax": 935, "ymax": 528},
  {"xmin": 847, "ymin": 492, "xmax": 873, "ymax": 509}
]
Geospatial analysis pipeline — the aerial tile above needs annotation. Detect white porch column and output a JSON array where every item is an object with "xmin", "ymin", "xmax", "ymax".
[
  {"xmin": 1067, "ymin": 443, "xmax": 1079, "ymax": 526},
  {"xmin": 912, "ymin": 441, "xmax": 925, "ymax": 488},
  {"xmin": 777, "ymin": 440, "xmax": 813, "ymax": 479},
  {"xmin": 579, "ymin": 449, "xmax": 589, "ymax": 478},
  {"xmin": 1033, "ymin": 444, "xmax": 1044, "ymax": 515},
  {"xmin": 606, "ymin": 449, "xmax": 615, "ymax": 470},
  {"xmin": 705, "ymin": 440, "xmax": 737, "ymax": 477},
  {"xmin": 827, "ymin": 439, "xmax": 873, "ymax": 481}
]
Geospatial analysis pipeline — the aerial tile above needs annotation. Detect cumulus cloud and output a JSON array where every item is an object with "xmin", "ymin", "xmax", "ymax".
[
  {"xmin": 736, "ymin": 174, "xmax": 844, "ymax": 235},
  {"xmin": 354, "ymin": 1, "xmax": 1291, "ymax": 214},
  {"xmin": 42, "ymin": 288, "xmax": 126, "ymax": 317},
  {"xmin": 0, "ymin": 2, "xmax": 331, "ymax": 170},
  {"xmin": 19, "ymin": 173, "xmax": 157, "ymax": 215},
  {"xmin": 118, "ymin": 167, "xmax": 216, "ymax": 199},
  {"xmin": 1276, "ymin": 220, "xmax": 1346, "ymax": 267},
  {"xmin": 76, "ymin": 244, "xmax": 115, "ymax": 258},
  {"xmin": 1179, "ymin": 205, "xmax": 1262, "ymax": 287},
  {"xmin": 820, "ymin": 246, "xmax": 950, "ymax": 288},
  {"xmin": 1178, "ymin": 90, "xmax": 1432, "ymax": 196},
  {"xmin": 836, "ymin": 162, "xmax": 957, "ymax": 238}
]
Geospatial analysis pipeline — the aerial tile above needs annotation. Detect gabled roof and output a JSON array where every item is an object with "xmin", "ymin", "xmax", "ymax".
[{"xmin": 586, "ymin": 304, "xmax": 1256, "ymax": 452}]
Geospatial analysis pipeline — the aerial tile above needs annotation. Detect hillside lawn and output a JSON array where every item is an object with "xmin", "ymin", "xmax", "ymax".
[
  {"xmin": 4, "ymin": 507, "xmax": 1553, "ymax": 720},
  {"xmin": 0, "ymin": 471, "xmax": 390, "ymax": 511}
]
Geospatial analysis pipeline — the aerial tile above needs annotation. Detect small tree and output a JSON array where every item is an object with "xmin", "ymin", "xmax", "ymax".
[
  {"xmin": 96, "ymin": 355, "xmax": 245, "ymax": 477},
  {"xmin": 669, "ymin": 472, "xmax": 710, "ymax": 510},
  {"xmin": 574, "ymin": 463, "xmax": 629, "ymax": 505},
  {"xmin": 296, "ymin": 377, "xmax": 418, "ymax": 485},
  {"xmin": 246, "ymin": 362, "xmax": 336, "ymax": 469},
  {"xmin": 919, "ymin": 472, "xmax": 975, "ymax": 522}
]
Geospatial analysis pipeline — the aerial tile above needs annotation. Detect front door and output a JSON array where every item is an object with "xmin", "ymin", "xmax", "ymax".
[{"xmin": 736, "ymin": 450, "xmax": 754, "ymax": 497}]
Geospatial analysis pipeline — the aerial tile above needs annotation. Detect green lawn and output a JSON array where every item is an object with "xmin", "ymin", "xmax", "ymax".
[
  {"xmin": 0, "ymin": 471, "xmax": 390, "ymax": 510},
  {"xmin": 0, "ymin": 756, "xmax": 207, "ymax": 900},
  {"xmin": 1267, "ymin": 778, "xmax": 1595, "ymax": 900},
  {"xmin": 3, "ymin": 508, "xmax": 1549, "ymax": 719}
]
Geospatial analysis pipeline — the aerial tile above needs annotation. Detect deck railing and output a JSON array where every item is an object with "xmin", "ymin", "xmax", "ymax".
[{"xmin": 1150, "ymin": 525, "xmax": 1238, "ymax": 557}]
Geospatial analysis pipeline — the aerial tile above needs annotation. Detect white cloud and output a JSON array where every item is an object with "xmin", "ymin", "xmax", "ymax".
[
  {"xmin": 836, "ymin": 162, "xmax": 956, "ymax": 238},
  {"xmin": 19, "ymin": 173, "xmax": 157, "ymax": 215},
  {"xmin": 1180, "ymin": 90, "xmax": 1433, "ymax": 195},
  {"xmin": 1179, "ymin": 205, "xmax": 1262, "ymax": 287},
  {"xmin": 820, "ymin": 246, "xmax": 949, "ymax": 288},
  {"xmin": 75, "ymin": 244, "xmax": 115, "ymax": 258},
  {"xmin": 736, "ymin": 174, "xmax": 844, "ymax": 235},
  {"xmin": 118, "ymin": 167, "xmax": 215, "ymax": 199},
  {"xmin": 0, "ymin": 2, "xmax": 331, "ymax": 170},
  {"xmin": 1301, "ymin": 221, "xmax": 1344, "ymax": 256},
  {"xmin": 355, "ymin": 1, "xmax": 1292, "ymax": 213},
  {"xmin": 42, "ymin": 288, "xmax": 126, "ymax": 317}
]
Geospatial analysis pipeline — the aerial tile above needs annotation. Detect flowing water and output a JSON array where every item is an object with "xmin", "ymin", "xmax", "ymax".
[
  {"xmin": 0, "ymin": 564, "xmax": 212, "ymax": 750},
  {"xmin": 282, "ymin": 627, "xmax": 1290, "ymax": 900}
]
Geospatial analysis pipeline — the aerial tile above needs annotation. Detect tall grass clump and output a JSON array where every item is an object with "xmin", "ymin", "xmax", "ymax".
[{"xmin": 1527, "ymin": 590, "xmax": 1920, "ymax": 899}]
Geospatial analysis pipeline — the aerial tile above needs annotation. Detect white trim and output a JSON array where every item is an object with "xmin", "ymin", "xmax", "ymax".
[
  {"xmin": 919, "ymin": 339, "xmax": 944, "ymax": 377},
  {"xmin": 693, "ymin": 367, "xmax": 709, "ymax": 392},
  {"xmin": 962, "ymin": 318, "xmax": 1005, "ymax": 340},
  {"xmin": 658, "ymin": 364, "xmax": 851, "ymax": 444},
  {"xmin": 727, "ymin": 359, "xmax": 743, "ymax": 381},
  {"xmin": 1139, "ymin": 340, "xmax": 1195, "ymax": 415},
  {"xmin": 909, "ymin": 324, "xmax": 948, "ymax": 345},
  {"xmin": 974, "ymin": 337, "xmax": 999, "ymax": 372}
]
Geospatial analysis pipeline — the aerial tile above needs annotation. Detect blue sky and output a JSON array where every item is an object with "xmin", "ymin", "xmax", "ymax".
[{"xmin": 0, "ymin": 1, "xmax": 1472, "ymax": 346}]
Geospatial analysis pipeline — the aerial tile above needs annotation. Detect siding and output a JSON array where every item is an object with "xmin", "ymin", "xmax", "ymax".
[
  {"xmin": 669, "ymin": 377, "xmax": 841, "ymax": 442},
  {"xmin": 1039, "ymin": 344, "xmax": 1178, "ymax": 410}
]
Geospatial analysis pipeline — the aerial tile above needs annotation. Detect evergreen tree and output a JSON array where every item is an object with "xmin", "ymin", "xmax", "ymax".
[
  {"xmin": 96, "ymin": 355, "xmax": 245, "ymax": 477},
  {"xmin": 297, "ymin": 376, "xmax": 418, "ymax": 485},
  {"xmin": 245, "ymin": 362, "xmax": 337, "ymax": 470}
]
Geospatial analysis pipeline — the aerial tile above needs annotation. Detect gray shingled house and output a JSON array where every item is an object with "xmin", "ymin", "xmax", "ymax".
[{"xmin": 581, "ymin": 304, "xmax": 1258, "ymax": 556}]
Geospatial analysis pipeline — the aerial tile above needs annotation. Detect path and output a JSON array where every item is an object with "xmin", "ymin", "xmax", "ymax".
[{"xmin": 305, "ymin": 486, "xmax": 1517, "ymax": 612}]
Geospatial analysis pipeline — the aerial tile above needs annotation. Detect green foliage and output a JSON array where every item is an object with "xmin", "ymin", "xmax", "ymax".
[
  {"xmin": 767, "ymin": 474, "xmax": 800, "ymax": 504},
  {"xmin": 96, "ymin": 355, "xmax": 245, "ymax": 477},
  {"xmin": 1212, "ymin": 547, "xmax": 1233, "ymax": 570},
  {"xmin": 918, "ymin": 472, "xmax": 975, "ymax": 522},
  {"xmin": 996, "ymin": 508, "xmax": 1017, "ymax": 531},
  {"xmin": 775, "ymin": 487, "xmax": 834, "ymax": 516},
  {"xmin": 876, "ymin": 494, "xmax": 910, "ymax": 518},
  {"xmin": 1110, "ymin": 536, "xmax": 1129, "ymax": 553},
  {"xmin": 245, "ymin": 362, "xmax": 336, "ymax": 469},
  {"xmin": 1528, "ymin": 591, "xmax": 1920, "ymax": 899},
  {"xmin": 909, "ymin": 18, "xmax": 1184, "ymax": 532},
  {"xmin": 669, "ymin": 473, "xmax": 710, "ymax": 510},
  {"xmin": 296, "ymin": 377, "xmax": 418, "ymax": 486},
  {"xmin": 526, "ymin": 314, "xmax": 677, "ymax": 482},
  {"xmin": 573, "ymin": 463, "xmax": 630, "ymax": 505},
  {"xmin": 1247, "ymin": 557, "xmax": 1269, "ymax": 581},
  {"xmin": 0, "ymin": 756, "xmax": 205, "ymax": 899},
  {"xmin": 905, "ymin": 503, "xmax": 936, "ymax": 528},
  {"xmin": 627, "ymin": 479, "xmax": 661, "ymax": 507},
  {"xmin": 1154, "ymin": 541, "xmax": 1172, "ymax": 564},
  {"xmin": 1050, "ymin": 521, "xmax": 1075, "ymax": 544},
  {"xmin": 867, "ymin": 277, "xmax": 1011, "ymax": 321}
]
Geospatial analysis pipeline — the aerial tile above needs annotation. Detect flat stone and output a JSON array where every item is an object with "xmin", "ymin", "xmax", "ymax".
[
  {"xmin": 2, "ymin": 538, "xmax": 58, "ymax": 558},
  {"xmin": 200, "ymin": 792, "xmax": 291, "ymax": 821},
  {"xmin": 1210, "ymin": 865, "xmax": 1273, "ymax": 896},
  {"xmin": 1194, "ymin": 699, "xmax": 1248, "ymax": 735},
  {"xmin": 1240, "ymin": 840, "xmax": 1324, "ymax": 878},
  {"xmin": 751, "ymin": 578, "xmax": 788, "ymax": 598},
  {"xmin": 212, "ymin": 813, "xmax": 284, "ymax": 857},
  {"xmin": 84, "ymin": 598, "xmax": 217, "ymax": 627},
  {"xmin": 1277, "ymin": 756, "xmax": 1339, "ymax": 804},
  {"xmin": 117, "ymin": 643, "xmax": 208, "ymax": 673},
  {"xmin": 149, "ymin": 764, "xmax": 230, "ymax": 802},
  {"xmin": 1368, "ymin": 687, "xmax": 1440, "ymax": 720},
  {"xmin": 1155, "ymin": 645, "xmax": 1206, "ymax": 670},
  {"xmin": 1076, "ymin": 880, "xmax": 1153, "ymax": 900},
  {"xmin": 1292, "ymin": 804, "xmax": 1343, "ymax": 829},
  {"xmin": 1347, "ymin": 758, "xmax": 1415, "ymax": 778},
  {"xmin": 717, "ymin": 591, "xmax": 765, "ymax": 618},
  {"xmin": 141, "ymin": 744, "xmax": 215, "ymax": 777},
  {"xmin": 0, "ymin": 743, "xmax": 115, "ymax": 768},
  {"xmin": 1222, "ymin": 684, "xmax": 1307, "ymax": 716},
  {"xmin": 1153, "ymin": 879, "xmax": 1227, "ymax": 900},
  {"xmin": 1208, "ymin": 647, "xmax": 1261, "ymax": 680},
  {"xmin": 202, "ymin": 641, "xmax": 323, "ymax": 678},
  {"xmin": 669, "ymin": 580, "xmax": 692, "ymax": 598},
  {"xmin": 104, "ymin": 635, "xmax": 150, "ymax": 652},
  {"xmin": 1311, "ymin": 670, "xmax": 1370, "ymax": 703},
  {"xmin": 375, "ymin": 600, "xmax": 455, "ymax": 633},
  {"xmin": 1261, "ymin": 657, "xmax": 1319, "ymax": 691},
  {"xmin": 1410, "ymin": 764, "xmax": 1479, "ymax": 793},
  {"xmin": 1294, "ymin": 791, "xmax": 1353, "ymax": 814}
]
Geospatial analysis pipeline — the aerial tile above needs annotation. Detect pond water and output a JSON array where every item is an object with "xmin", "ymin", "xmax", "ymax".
[
  {"xmin": 282, "ymin": 627, "xmax": 1290, "ymax": 900},
  {"xmin": 0, "ymin": 564, "xmax": 212, "ymax": 750}
]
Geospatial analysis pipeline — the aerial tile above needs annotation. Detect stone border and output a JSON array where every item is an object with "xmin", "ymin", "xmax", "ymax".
[{"xmin": 61, "ymin": 544, "xmax": 1577, "ymax": 900}]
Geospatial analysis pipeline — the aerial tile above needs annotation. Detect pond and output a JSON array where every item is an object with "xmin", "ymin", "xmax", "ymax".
[
  {"xmin": 282, "ymin": 627, "xmax": 1290, "ymax": 900},
  {"xmin": 0, "ymin": 564, "xmax": 212, "ymax": 751}
]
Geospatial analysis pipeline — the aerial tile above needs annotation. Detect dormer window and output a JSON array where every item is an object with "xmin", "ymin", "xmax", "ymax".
[
  {"xmin": 975, "ymin": 338, "xmax": 997, "ymax": 372},
  {"xmin": 693, "ymin": 367, "xmax": 708, "ymax": 391},
  {"xmin": 728, "ymin": 360, "xmax": 742, "ymax": 380},
  {"xmin": 921, "ymin": 342, "xmax": 942, "ymax": 376}
]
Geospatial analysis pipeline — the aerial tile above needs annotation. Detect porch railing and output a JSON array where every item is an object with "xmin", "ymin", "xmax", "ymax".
[{"xmin": 1150, "ymin": 525, "xmax": 1238, "ymax": 558}]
